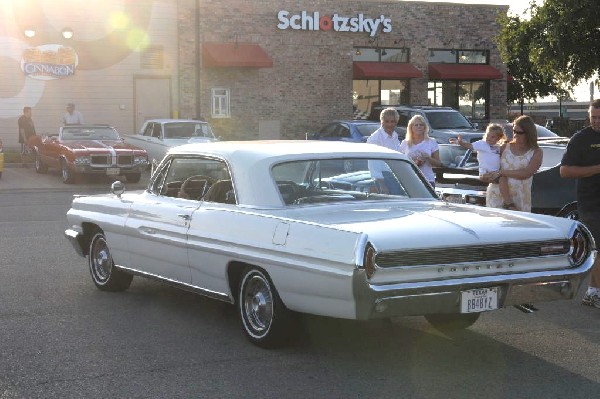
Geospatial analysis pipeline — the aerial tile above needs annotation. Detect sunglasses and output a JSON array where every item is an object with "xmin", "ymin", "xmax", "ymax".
[{"xmin": 513, "ymin": 129, "xmax": 526, "ymax": 135}]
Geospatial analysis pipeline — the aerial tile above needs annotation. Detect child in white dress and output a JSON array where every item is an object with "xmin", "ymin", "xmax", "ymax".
[{"xmin": 456, "ymin": 124, "xmax": 512, "ymax": 208}]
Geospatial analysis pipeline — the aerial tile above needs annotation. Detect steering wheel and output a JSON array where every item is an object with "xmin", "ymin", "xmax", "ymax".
[{"xmin": 178, "ymin": 175, "xmax": 216, "ymax": 200}]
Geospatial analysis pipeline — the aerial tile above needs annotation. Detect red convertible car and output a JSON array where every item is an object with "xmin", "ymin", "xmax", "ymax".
[{"xmin": 32, "ymin": 125, "xmax": 149, "ymax": 184}]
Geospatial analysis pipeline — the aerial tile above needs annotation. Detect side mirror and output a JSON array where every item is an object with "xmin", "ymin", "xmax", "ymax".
[{"xmin": 111, "ymin": 180, "xmax": 125, "ymax": 198}]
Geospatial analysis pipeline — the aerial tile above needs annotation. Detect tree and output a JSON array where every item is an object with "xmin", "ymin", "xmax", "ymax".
[{"xmin": 496, "ymin": 0, "xmax": 600, "ymax": 102}]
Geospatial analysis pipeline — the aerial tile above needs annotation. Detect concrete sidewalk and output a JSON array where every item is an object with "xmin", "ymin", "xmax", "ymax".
[{"xmin": 0, "ymin": 163, "xmax": 150, "ymax": 193}]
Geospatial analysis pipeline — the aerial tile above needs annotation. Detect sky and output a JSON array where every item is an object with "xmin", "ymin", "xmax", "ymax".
[{"xmin": 408, "ymin": 0, "xmax": 596, "ymax": 102}]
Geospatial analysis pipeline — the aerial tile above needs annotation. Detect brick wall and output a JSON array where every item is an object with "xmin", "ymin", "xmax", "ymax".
[{"xmin": 178, "ymin": 0, "xmax": 509, "ymax": 140}]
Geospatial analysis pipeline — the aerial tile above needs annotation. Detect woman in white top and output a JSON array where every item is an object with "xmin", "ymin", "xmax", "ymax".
[
  {"xmin": 485, "ymin": 115, "xmax": 543, "ymax": 212},
  {"xmin": 399, "ymin": 115, "xmax": 441, "ymax": 187}
]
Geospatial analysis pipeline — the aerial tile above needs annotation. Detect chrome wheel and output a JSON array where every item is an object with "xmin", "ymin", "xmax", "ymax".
[
  {"xmin": 238, "ymin": 267, "xmax": 292, "ymax": 348},
  {"xmin": 242, "ymin": 272, "xmax": 274, "ymax": 336},
  {"xmin": 61, "ymin": 159, "xmax": 75, "ymax": 184},
  {"xmin": 90, "ymin": 234, "xmax": 111, "ymax": 282},
  {"xmin": 88, "ymin": 230, "xmax": 132, "ymax": 291}
]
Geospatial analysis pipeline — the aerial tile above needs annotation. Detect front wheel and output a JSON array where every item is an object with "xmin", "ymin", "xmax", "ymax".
[
  {"xmin": 61, "ymin": 159, "xmax": 76, "ymax": 184},
  {"xmin": 88, "ymin": 230, "xmax": 133, "ymax": 291},
  {"xmin": 34, "ymin": 151, "xmax": 48, "ymax": 174},
  {"xmin": 425, "ymin": 312, "xmax": 481, "ymax": 332},
  {"xmin": 238, "ymin": 267, "xmax": 293, "ymax": 348}
]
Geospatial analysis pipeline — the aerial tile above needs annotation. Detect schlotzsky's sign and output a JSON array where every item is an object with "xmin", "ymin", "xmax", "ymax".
[
  {"xmin": 21, "ymin": 44, "xmax": 78, "ymax": 80},
  {"xmin": 277, "ymin": 11, "xmax": 392, "ymax": 37}
]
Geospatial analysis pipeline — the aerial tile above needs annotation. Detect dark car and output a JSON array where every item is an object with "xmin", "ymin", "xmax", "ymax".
[
  {"xmin": 31, "ymin": 124, "xmax": 149, "ymax": 184},
  {"xmin": 503, "ymin": 122, "xmax": 569, "ymax": 144},
  {"xmin": 307, "ymin": 120, "xmax": 405, "ymax": 143},
  {"xmin": 434, "ymin": 143, "xmax": 578, "ymax": 219},
  {"xmin": 368, "ymin": 105, "xmax": 484, "ymax": 144}
]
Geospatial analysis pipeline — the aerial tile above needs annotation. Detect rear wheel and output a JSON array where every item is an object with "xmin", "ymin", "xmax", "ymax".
[
  {"xmin": 61, "ymin": 159, "xmax": 76, "ymax": 184},
  {"xmin": 34, "ymin": 151, "xmax": 48, "ymax": 173},
  {"xmin": 238, "ymin": 267, "xmax": 293, "ymax": 348},
  {"xmin": 425, "ymin": 312, "xmax": 481, "ymax": 332},
  {"xmin": 88, "ymin": 230, "xmax": 133, "ymax": 291}
]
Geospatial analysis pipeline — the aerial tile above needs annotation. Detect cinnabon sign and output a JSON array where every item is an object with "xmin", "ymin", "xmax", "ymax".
[
  {"xmin": 21, "ymin": 44, "xmax": 78, "ymax": 80},
  {"xmin": 277, "ymin": 11, "xmax": 392, "ymax": 37}
]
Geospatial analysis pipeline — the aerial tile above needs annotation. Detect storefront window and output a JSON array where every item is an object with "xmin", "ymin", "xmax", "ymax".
[
  {"xmin": 428, "ymin": 49, "xmax": 487, "ymax": 64},
  {"xmin": 458, "ymin": 81, "xmax": 487, "ymax": 120},
  {"xmin": 428, "ymin": 81, "xmax": 488, "ymax": 121},
  {"xmin": 352, "ymin": 48, "xmax": 410, "ymax": 117}
]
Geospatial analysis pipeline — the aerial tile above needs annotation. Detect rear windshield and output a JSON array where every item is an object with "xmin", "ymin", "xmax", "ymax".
[{"xmin": 271, "ymin": 157, "xmax": 436, "ymax": 205}]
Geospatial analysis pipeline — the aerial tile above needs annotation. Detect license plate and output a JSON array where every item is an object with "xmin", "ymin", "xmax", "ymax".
[
  {"xmin": 460, "ymin": 287, "xmax": 499, "ymax": 313},
  {"xmin": 443, "ymin": 193, "xmax": 464, "ymax": 204},
  {"xmin": 106, "ymin": 168, "xmax": 120, "ymax": 175}
]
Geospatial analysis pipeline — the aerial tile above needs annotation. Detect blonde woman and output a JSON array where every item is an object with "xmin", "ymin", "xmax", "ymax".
[
  {"xmin": 399, "ymin": 115, "xmax": 441, "ymax": 187},
  {"xmin": 485, "ymin": 115, "xmax": 543, "ymax": 211}
]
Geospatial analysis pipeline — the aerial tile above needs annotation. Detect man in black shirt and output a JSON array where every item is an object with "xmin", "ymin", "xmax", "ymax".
[
  {"xmin": 18, "ymin": 106, "xmax": 36, "ymax": 155},
  {"xmin": 560, "ymin": 99, "xmax": 600, "ymax": 308}
]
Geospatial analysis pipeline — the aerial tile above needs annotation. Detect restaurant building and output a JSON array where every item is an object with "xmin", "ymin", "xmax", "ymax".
[{"xmin": 0, "ymin": 0, "xmax": 508, "ymax": 147}]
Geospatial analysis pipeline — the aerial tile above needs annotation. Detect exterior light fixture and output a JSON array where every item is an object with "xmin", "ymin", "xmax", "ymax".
[
  {"xmin": 24, "ymin": 28, "xmax": 36, "ymax": 38},
  {"xmin": 355, "ymin": 49, "xmax": 362, "ymax": 56},
  {"xmin": 62, "ymin": 27, "xmax": 74, "ymax": 39},
  {"xmin": 381, "ymin": 49, "xmax": 387, "ymax": 56}
]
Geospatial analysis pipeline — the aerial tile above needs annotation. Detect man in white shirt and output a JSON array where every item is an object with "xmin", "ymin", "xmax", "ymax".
[
  {"xmin": 366, "ymin": 107, "xmax": 401, "ymax": 193},
  {"xmin": 63, "ymin": 103, "xmax": 84, "ymax": 125}
]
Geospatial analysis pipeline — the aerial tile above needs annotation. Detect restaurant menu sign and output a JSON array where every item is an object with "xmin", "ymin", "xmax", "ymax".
[
  {"xmin": 21, "ymin": 44, "xmax": 78, "ymax": 80},
  {"xmin": 277, "ymin": 10, "xmax": 392, "ymax": 37}
]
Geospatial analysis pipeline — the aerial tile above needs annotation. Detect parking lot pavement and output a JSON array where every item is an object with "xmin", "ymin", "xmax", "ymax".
[{"xmin": 0, "ymin": 164, "xmax": 150, "ymax": 193}]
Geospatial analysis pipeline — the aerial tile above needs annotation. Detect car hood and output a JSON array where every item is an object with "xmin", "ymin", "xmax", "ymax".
[
  {"xmin": 61, "ymin": 140, "xmax": 142, "ymax": 151},
  {"xmin": 282, "ymin": 200, "xmax": 573, "ymax": 251}
]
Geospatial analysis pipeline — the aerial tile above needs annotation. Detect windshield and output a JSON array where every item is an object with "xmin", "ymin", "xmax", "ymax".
[
  {"xmin": 164, "ymin": 122, "xmax": 215, "ymax": 139},
  {"xmin": 426, "ymin": 111, "xmax": 473, "ymax": 129},
  {"xmin": 61, "ymin": 126, "xmax": 120, "ymax": 140},
  {"xmin": 272, "ymin": 157, "xmax": 435, "ymax": 205}
]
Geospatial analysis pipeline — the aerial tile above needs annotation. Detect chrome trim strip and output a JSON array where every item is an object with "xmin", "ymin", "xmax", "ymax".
[
  {"xmin": 368, "ymin": 254, "xmax": 594, "ymax": 293},
  {"xmin": 115, "ymin": 265, "xmax": 233, "ymax": 303}
]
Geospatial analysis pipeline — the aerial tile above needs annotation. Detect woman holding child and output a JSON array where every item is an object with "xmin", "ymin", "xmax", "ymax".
[{"xmin": 485, "ymin": 115, "xmax": 543, "ymax": 212}]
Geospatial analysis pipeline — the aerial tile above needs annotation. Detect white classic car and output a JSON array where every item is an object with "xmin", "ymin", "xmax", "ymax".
[
  {"xmin": 65, "ymin": 141, "xmax": 595, "ymax": 348},
  {"xmin": 123, "ymin": 119, "xmax": 217, "ymax": 167}
]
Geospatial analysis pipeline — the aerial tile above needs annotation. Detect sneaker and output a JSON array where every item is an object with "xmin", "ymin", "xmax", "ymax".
[{"xmin": 581, "ymin": 291, "xmax": 600, "ymax": 308}]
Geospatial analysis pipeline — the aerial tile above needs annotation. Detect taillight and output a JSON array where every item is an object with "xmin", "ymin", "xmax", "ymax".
[
  {"xmin": 364, "ymin": 245, "xmax": 377, "ymax": 279},
  {"xmin": 569, "ymin": 223, "xmax": 594, "ymax": 267}
]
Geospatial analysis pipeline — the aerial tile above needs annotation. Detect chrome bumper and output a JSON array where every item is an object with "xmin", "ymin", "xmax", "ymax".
[
  {"xmin": 354, "ymin": 253, "xmax": 595, "ymax": 320},
  {"xmin": 64, "ymin": 228, "xmax": 86, "ymax": 257}
]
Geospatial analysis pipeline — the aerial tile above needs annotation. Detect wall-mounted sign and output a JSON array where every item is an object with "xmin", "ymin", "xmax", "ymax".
[
  {"xmin": 21, "ymin": 44, "xmax": 78, "ymax": 80},
  {"xmin": 277, "ymin": 11, "xmax": 392, "ymax": 37}
]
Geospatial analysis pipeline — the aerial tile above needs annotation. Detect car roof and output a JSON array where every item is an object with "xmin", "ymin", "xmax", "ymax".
[
  {"xmin": 168, "ymin": 140, "xmax": 409, "ymax": 207},
  {"xmin": 171, "ymin": 140, "xmax": 403, "ymax": 161},
  {"xmin": 374, "ymin": 105, "xmax": 456, "ymax": 112},
  {"xmin": 145, "ymin": 119, "xmax": 210, "ymax": 124}
]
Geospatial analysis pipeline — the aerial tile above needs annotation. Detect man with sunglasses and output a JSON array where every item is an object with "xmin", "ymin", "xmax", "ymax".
[{"xmin": 560, "ymin": 99, "xmax": 600, "ymax": 309}]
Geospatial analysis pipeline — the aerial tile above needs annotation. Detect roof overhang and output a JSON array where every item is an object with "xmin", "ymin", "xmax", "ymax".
[
  {"xmin": 353, "ymin": 62, "xmax": 423, "ymax": 79},
  {"xmin": 428, "ymin": 64, "xmax": 503, "ymax": 80}
]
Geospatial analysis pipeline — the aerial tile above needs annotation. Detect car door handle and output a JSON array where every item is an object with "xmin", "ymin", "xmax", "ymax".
[{"xmin": 177, "ymin": 214, "xmax": 191, "ymax": 221}]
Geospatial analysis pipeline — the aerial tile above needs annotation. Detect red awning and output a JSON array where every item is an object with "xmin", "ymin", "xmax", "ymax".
[
  {"xmin": 353, "ymin": 62, "xmax": 423, "ymax": 79},
  {"xmin": 202, "ymin": 43, "xmax": 273, "ymax": 68},
  {"xmin": 428, "ymin": 64, "xmax": 503, "ymax": 80}
]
